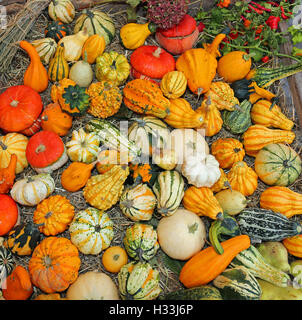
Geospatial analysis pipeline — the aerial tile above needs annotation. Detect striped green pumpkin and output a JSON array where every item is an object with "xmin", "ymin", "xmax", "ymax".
[
  {"xmin": 123, "ymin": 223, "xmax": 159, "ymax": 261},
  {"xmin": 69, "ymin": 207, "xmax": 114, "ymax": 255},
  {"xmin": 74, "ymin": 9, "xmax": 115, "ymax": 45},
  {"xmin": 31, "ymin": 38, "xmax": 57, "ymax": 65},
  {"xmin": 118, "ymin": 261, "xmax": 161, "ymax": 300},
  {"xmin": 213, "ymin": 266, "xmax": 261, "ymax": 300},
  {"xmin": 153, "ymin": 170, "xmax": 185, "ymax": 217},
  {"xmin": 230, "ymin": 245, "xmax": 290, "ymax": 287},
  {"xmin": 0, "ymin": 246, "xmax": 14, "ymax": 287}
]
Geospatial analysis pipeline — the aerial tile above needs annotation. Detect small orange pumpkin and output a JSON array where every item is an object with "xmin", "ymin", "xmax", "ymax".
[{"xmin": 102, "ymin": 246, "xmax": 128, "ymax": 273}]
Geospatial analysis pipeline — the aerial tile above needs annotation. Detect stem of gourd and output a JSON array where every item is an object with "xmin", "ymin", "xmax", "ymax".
[{"xmin": 0, "ymin": 141, "xmax": 7, "ymax": 150}]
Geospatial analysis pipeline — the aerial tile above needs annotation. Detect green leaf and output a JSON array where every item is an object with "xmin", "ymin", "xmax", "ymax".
[{"xmin": 160, "ymin": 252, "xmax": 186, "ymax": 276}]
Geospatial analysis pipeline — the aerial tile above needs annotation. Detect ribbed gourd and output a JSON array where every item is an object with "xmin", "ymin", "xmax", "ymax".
[
  {"xmin": 242, "ymin": 125, "xmax": 296, "ymax": 157},
  {"xmin": 160, "ymin": 70, "xmax": 187, "ymax": 99},
  {"xmin": 152, "ymin": 170, "xmax": 185, "ymax": 217},
  {"xmin": 48, "ymin": 43, "xmax": 69, "ymax": 82},
  {"xmin": 31, "ymin": 38, "xmax": 57, "ymax": 65},
  {"xmin": 83, "ymin": 165, "xmax": 129, "ymax": 211}
]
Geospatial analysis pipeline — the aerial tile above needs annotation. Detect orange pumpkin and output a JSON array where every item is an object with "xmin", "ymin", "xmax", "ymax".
[
  {"xmin": 283, "ymin": 234, "xmax": 302, "ymax": 258},
  {"xmin": 102, "ymin": 246, "xmax": 128, "ymax": 273},
  {"xmin": 0, "ymin": 153, "xmax": 17, "ymax": 194}
]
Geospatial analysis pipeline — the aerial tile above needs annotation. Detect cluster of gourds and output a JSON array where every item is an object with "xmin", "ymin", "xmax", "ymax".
[{"xmin": 1, "ymin": 0, "xmax": 302, "ymax": 301}]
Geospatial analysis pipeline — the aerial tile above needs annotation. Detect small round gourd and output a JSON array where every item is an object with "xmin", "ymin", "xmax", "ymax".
[
  {"xmin": 102, "ymin": 246, "xmax": 128, "ymax": 273},
  {"xmin": 160, "ymin": 71, "xmax": 187, "ymax": 99},
  {"xmin": 69, "ymin": 59, "xmax": 93, "ymax": 88}
]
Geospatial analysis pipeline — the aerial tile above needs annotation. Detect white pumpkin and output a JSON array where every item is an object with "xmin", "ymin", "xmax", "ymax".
[
  {"xmin": 31, "ymin": 38, "xmax": 57, "ymax": 65},
  {"xmin": 66, "ymin": 271, "xmax": 120, "ymax": 300},
  {"xmin": 10, "ymin": 173, "xmax": 55, "ymax": 206},
  {"xmin": 169, "ymin": 128, "xmax": 209, "ymax": 172},
  {"xmin": 66, "ymin": 128, "xmax": 100, "ymax": 163},
  {"xmin": 48, "ymin": 0, "xmax": 75, "ymax": 24},
  {"xmin": 157, "ymin": 208, "xmax": 206, "ymax": 260},
  {"xmin": 69, "ymin": 59, "xmax": 93, "ymax": 88},
  {"xmin": 182, "ymin": 153, "xmax": 221, "ymax": 188}
]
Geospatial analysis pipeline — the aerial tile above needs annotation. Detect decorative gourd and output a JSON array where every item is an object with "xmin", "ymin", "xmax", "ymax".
[
  {"xmin": 26, "ymin": 130, "xmax": 68, "ymax": 173},
  {"xmin": 258, "ymin": 279, "xmax": 302, "ymax": 300},
  {"xmin": 130, "ymin": 45, "xmax": 175, "ymax": 81},
  {"xmin": 230, "ymin": 245, "xmax": 291, "ymax": 287},
  {"xmin": 251, "ymin": 99, "xmax": 294, "ymax": 130},
  {"xmin": 34, "ymin": 293, "xmax": 65, "ymax": 300},
  {"xmin": 170, "ymin": 128, "xmax": 209, "ymax": 172},
  {"xmin": 176, "ymin": 31, "xmax": 228, "ymax": 95},
  {"xmin": 160, "ymin": 70, "xmax": 187, "ymax": 99},
  {"xmin": 66, "ymin": 271, "xmax": 120, "ymax": 300},
  {"xmin": 211, "ymin": 137, "xmax": 245, "ymax": 169},
  {"xmin": 204, "ymin": 81, "xmax": 240, "ymax": 111},
  {"xmin": 260, "ymin": 186, "xmax": 302, "ymax": 219},
  {"xmin": 0, "ymin": 194, "xmax": 19, "ymax": 236},
  {"xmin": 41, "ymin": 102, "xmax": 72, "ymax": 136},
  {"xmin": 10, "ymin": 173, "xmax": 55, "ymax": 206},
  {"xmin": 195, "ymin": 96, "xmax": 223, "ymax": 137},
  {"xmin": 210, "ymin": 168, "xmax": 230, "ymax": 193},
  {"xmin": 157, "ymin": 208, "xmax": 206, "ymax": 260},
  {"xmin": 181, "ymin": 154, "xmax": 221, "ymax": 188},
  {"xmin": 120, "ymin": 22, "xmax": 156, "ymax": 50},
  {"xmin": 119, "ymin": 183, "xmax": 157, "ymax": 222},
  {"xmin": 83, "ymin": 165, "xmax": 129, "ymax": 211},
  {"xmin": 0, "ymin": 154, "xmax": 16, "ymax": 194},
  {"xmin": 2, "ymin": 265, "xmax": 33, "ymax": 300},
  {"xmin": 159, "ymin": 286, "xmax": 223, "ymax": 300},
  {"xmin": 61, "ymin": 162, "xmax": 94, "ymax": 192},
  {"xmin": 128, "ymin": 116, "xmax": 170, "ymax": 156},
  {"xmin": 102, "ymin": 247, "xmax": 128, "ymax": 274},
  {"xmin": 227, "ymin": 161, "xmax": 258, "ymax": 196},
  {"xmin": 222, "ymin": 99, "xmax": 252, "ymax": 134},
  {"xmin": 213, "ymin": 266, "xmax": 262, "ymax": 300},
  {"xmin": 152, "ymin": 147, "xmax": 178, "ymax": 171},
  {"xmin": 118, "ymin": 261, "xmax": 161, "ymax": 300},
  {"xmin": 33, "ymin": 195, "xmax": 75, "ymax": 236},
  {"xmin": 31, "ymin": 38, "xmax": 57, "ymax": 65},
  {"xmin": 0, "ymin": 133, "xmax": 28, "ymax": 174},
  {"xmin": 74, "ymin": 9, "xmax": 115, "ymax": 45},
  {"xmin": 179, "ymin": 235, "xmax": 251, "ymax": 288},
  {"xmin": 96, "ymin": 149, "xmax": 124, "ymax": 174},
  {"xmin": 123, "ymin": 79, "xmax": 170, "ymax": 118},
  {"xmin": 4, "ymin": 221, "xmax": 40, "ymax": 256},
  {"xmin": 45, "ymin": 20, "xmax": 70, "ymax": 43},
  {"xmin": 19, "ymin": 115, "xmax": 42, "ymax": 137},
  {"xmin": 242, "ymin": 125, "xmax": 296, "ymax": 157},
  {"xmin": 19, "ymin": 41, "xmax": 48, "ymax": 93},
  {"xmin": 28, "ymin": 236, "xmax": 81, "ymax": 293},
  {"xmin": 85, "ymin": 119, "xmax": 141, "ymax": 161},
  {"xmin": 69, "ymin": 207, "xmax": 114, "ymax": 255},
  {"xmin": 0, "ymin": 246, "xmax": 14, "ymax": 285},
  {"xmin": 48, "ymin": 43, "xmax": 69, "ymax": 82},
  {"xmin": 215, "ymin": 189, "xmax": 247, "ymax": 216},
  {"xmin": 0, "ymin": 85, "xmax": 43, "ymax": 133},
  {"xmin": 82, "ymin": 34, "xmax": 106, "ymax": 64},
  {"xmin": 283, "ymin": 235, "xmax": 302, "ymax": 258},
  {"xmin": 217, "ymin": 51, "xmax": 252, "ymax": 82},
  {"xmin": 50, "ymin": 77, "xmax": 75, "ymax": 103},
  {"xmin": 123, "ymin": 223, "xmax": 159, "ymax": 261},
  {"xmin": 164, "ymin": 98, "xmax": 204, "ymax": 129},
  {"xmin": 183, "ymin": 186, "xmax": 223, "ymax": 220},
  {"xmin": 155, "ymin": 14, "xmax": 199, "ymax": 55},
  {"xmin": 48, "ymin": 0, "xmax": 75, "ymax": 24},
  {"xmin": 237, "ymin": 207, "xmax": 302, "ymax": 242},
  {"xmin": 57, "ymin": 83, "xmax": 90, "ymax": 116},
  {"xmin": 96, "ymin": 51, "xmax": 130, "ymax": 86},
  {"xmin": 69, "ymin": 57, "xmax": 94, "ymax": 88},
  {"xmin": 255, "ymin": 143, "xmax": 302, "ymax": 186},
  {"xmin": 129, "ymin": 163, "xmax": 160, "ymax": 187},
  {"xmin": 58, "ymin": 29, "xmax": 89, "ymax": 62},
  {"xmin": 152, "ymin": 170, "xmax": 184, "ymax": 217},
  {"xmin": 66, "ymin": 128, "xmax": 100, "ymax": 163},
  {"xmin": 87, "ymin": 81, "xmax": 122, "ymax": 119}
]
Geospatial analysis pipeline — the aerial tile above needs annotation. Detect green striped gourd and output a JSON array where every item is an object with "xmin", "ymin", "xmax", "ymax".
[
  {"xmin": 118, "ymin": 261, "xmax": 161, "ymax": 300},
  {"xmin": 85, "ymin": 118, "xmax": 141, "ymax": 162},
  {"xmin": 31, "ymin": 38, "xmax": 57, "ymax": 64},
  {"xmin": 0, "ymin": 246, "xmax": 14, "ymax": 287},
  {"xmin": 69, "ymin": 207, "xmax": 114, "ymax": 255},
  {"xmin": 213, "ymin": 266, "xmax": 262, "ymax": 300},
  {"xmin": 159, "ymin": 286, "xmax": 223, "ymax": 300},
  {"xmin": 236, "ymin": 207, "xmax": 302, "ymax": 242},
  {"xmin": 230, "ymin": 245, "xmax": 291, "ymax": 287},
  {"xmin": 153, "ymin": 170, "xmax": 185, "ymax": 217},
  {"xmin": 74, "ymin": 9, "xmax": 115, "ymax": 45},
  {"xmin": 123, "ymin": 223, "xmax": 159, "ymax": 261}
]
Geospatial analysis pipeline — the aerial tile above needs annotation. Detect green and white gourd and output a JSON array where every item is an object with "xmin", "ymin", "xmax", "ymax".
[
  {"xmin": 0, "ymin": 246, "xmax": 15, "ymax": 288},
  {"xmin": 31, "ymin": 38, "xmax": 57, "ymax": 64}
]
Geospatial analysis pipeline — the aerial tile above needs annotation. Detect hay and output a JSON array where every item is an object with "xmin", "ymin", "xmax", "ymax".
[{"xmin": 1, "ymin": 1, "xmax": 302, "ymax": 299}]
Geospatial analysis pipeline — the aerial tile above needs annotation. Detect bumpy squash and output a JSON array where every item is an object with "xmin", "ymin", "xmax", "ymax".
[
  {"xmin": 254, "ymin": 143, "xmax": 301, "ymax": 186},
  {"xmin": 83, "ymin": 165, "xmax": 129, "ymax": 211},
  {"xmin": 242, "ymin": 125, "xmax": 296, "ymax": 157},
  {"xmin": 48, "ymin": 43, "xmax": 69, "ymax": 82},
  {"xmin": 160, "ymin": 71, "xmax": 187, "ymax": 99},
  {"xmin": 183, "ymin": 186, "xmax": 223, "ymax": 220},
  {"xmin": 123, "ymin": 79, "xmax": 170, "ymax": 118}
]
